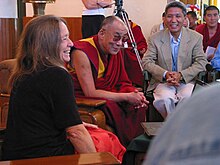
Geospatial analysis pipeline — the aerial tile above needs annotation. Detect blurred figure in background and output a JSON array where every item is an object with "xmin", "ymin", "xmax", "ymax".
[
  {"xmin": 183, "ymin": 16, "xmax": 190, "ymax": 28},
  {"xmin": 187, "ymin": 11, "xmax": 198, "ymax": 30},
  {"xmin": 196, "ymin": 5, "xmax": 220, "ymax": 52},
  {"xmin": 150, "ymin": 12, "xmax": 167, "ymax": 35},
  {"xmin": 81, "ymin": 0, "xmax": 113, "ymax": 38}
]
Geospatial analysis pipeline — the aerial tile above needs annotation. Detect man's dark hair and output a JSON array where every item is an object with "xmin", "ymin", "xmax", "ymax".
[
  {"xmin": 187, "ymin": 11, "xmax": 197, "ymax": 19},
  {"xmin": 204, "ymin": 5, "xmax": 219, "ymax": 16},
  {"xmin": 165, "ymin": 1, "xmax": 187, "ymax": 16}
]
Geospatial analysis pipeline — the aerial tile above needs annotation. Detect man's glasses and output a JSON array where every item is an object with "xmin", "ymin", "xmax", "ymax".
[{"xmin": 112, "ymin": 34, "xmax": 128, "ymax": 43}]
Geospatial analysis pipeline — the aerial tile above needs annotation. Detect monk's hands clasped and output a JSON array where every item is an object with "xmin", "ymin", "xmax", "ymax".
[{"xmin": 127, "ymin": 89, "xmax": 149, "ymax": 108}]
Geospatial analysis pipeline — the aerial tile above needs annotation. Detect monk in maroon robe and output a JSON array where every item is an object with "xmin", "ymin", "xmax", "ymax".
[
  {"xmin": 67, "ymin": 16, "xmax": 148, "ymax": 146},
  {"xmin": 196, "ymin": 23, "xmax": 220, "ymax": 52},
  {"xmin": 123, "ymin": 21, "xmax": 148, "ymax": 87},
  {"xmin": 196, "ymin": 6, "xmax": 220, "ymax": 52}
]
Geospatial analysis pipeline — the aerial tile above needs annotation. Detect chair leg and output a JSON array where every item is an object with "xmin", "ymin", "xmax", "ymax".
[{"xmin": 147, "ymin": 103, "xmax": 164, "ymax": 122}]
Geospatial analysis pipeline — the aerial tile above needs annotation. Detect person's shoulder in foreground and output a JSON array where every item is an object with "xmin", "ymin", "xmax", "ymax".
[{"xmin": 143, "ymin": 83, "xmax": 220, "ymax": 165}]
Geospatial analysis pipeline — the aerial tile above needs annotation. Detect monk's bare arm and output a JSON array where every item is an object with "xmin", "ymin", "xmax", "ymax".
[{"xmin": 72, "ymin": 50, "xmax": 147, "ymax": 106}]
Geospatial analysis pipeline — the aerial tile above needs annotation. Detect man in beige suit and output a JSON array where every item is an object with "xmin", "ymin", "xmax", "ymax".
[{"xmin": 142, "ymin": 1, "xmax": 207, "ymax": 119}]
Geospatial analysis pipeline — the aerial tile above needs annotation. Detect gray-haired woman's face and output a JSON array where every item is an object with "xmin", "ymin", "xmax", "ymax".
[{"xmin": 59, "ymin": 22, "xmax": 73, "ymax": 63}]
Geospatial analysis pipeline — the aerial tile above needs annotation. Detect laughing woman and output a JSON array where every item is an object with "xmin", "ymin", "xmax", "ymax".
[{"xmin": 2, "ymin": 15, "xmax": 125, "ymax": 162}]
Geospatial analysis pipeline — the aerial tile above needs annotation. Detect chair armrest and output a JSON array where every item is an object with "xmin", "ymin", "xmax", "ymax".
[
  {"xmin": 143, "ymin": 70, "xmax": 151, "ymax": 82},
  {"xmin": 0, "ymin": 93, "xmax": 10, "ymax": 128},
  {"xmin": 198, "ymin": 70, "xmax": 219, "ymax": 83},
  {"xmin": 76, "ymin": 98, "xmax": 106, "ymax": 108},
  {"xmin": 0, "ymin": 93, "xmax": 10, "ymax": 112},
  {"xmin": 76, "ymin": 97, "xmax": 108, "ymax": 130},
  {"xmin": 0, "ymin": 59, "xmax": 16, "ymax": 94},
  {"xmin": 0, "ymin": 93, "xmax": 10, "ymax": 98},
  {"xmin": 78, "ymin": 110, "xmax": 97, "ymax": 125},
  {"xmin": 198, "ymin": 71, "xmax": 206, "ymax": 82},
  {"xmin": 143, "ymin": 70, "xmax": 152, "ymax": 98},
  {"xmin": 0, "ymin": 94, "xmax": 109, "ymax": 131}
]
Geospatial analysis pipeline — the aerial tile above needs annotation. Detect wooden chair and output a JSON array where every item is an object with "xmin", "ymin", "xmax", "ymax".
[
  {"xmin": 0, "ymin": 152, "xmax": 120, "ymax": 165},
  {"xmin": 0, "ymin": 59, "xmax": 109, "ymax": 130},
  {"xmin": 143, "ymin": 70, "xmax": 206, "ymax": 122}
]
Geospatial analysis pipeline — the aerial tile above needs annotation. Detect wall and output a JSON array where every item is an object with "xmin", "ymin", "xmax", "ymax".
[
  {"xmin": 26, "ymin": 0, "xmax": 167, "ymax": 39},
  {"xmin": 0, "ymin": 0, "xmax": 17, "ymax": 18},
  {"xmin": 0, "ymin": 0, "xmax": 18, "ymax": 61}
]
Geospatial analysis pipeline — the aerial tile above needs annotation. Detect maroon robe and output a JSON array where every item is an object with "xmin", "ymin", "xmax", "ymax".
[
  {"xmin": 123, "ymin": 21, "xmax": 148, "ymax": 87},
  {"xmin": 67, "ymin": 35, "xmax": 146, "ymax": 146},
  {"xmin": 196, "ymin": 23, "xmax": 220, "ymax": 52}
]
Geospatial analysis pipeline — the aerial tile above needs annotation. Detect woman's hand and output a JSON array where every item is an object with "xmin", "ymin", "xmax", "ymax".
[{"xmin": 83, "ymin": 122, "xmax": 98, "ymax": 129}]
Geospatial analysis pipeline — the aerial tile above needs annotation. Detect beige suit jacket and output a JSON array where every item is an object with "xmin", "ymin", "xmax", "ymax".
[
  {"xmin": 150, "ymin": 23, "xmax": 165, "ymax": 35},
  {"xmin": 142, "ymin": 27, "xmax": 207, "ymax": 91}
]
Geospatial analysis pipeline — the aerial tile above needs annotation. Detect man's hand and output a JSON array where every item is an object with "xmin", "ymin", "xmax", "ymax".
[{"xmin": 207, "ymin": 54, "xmax": 214, "ymax": 61}]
